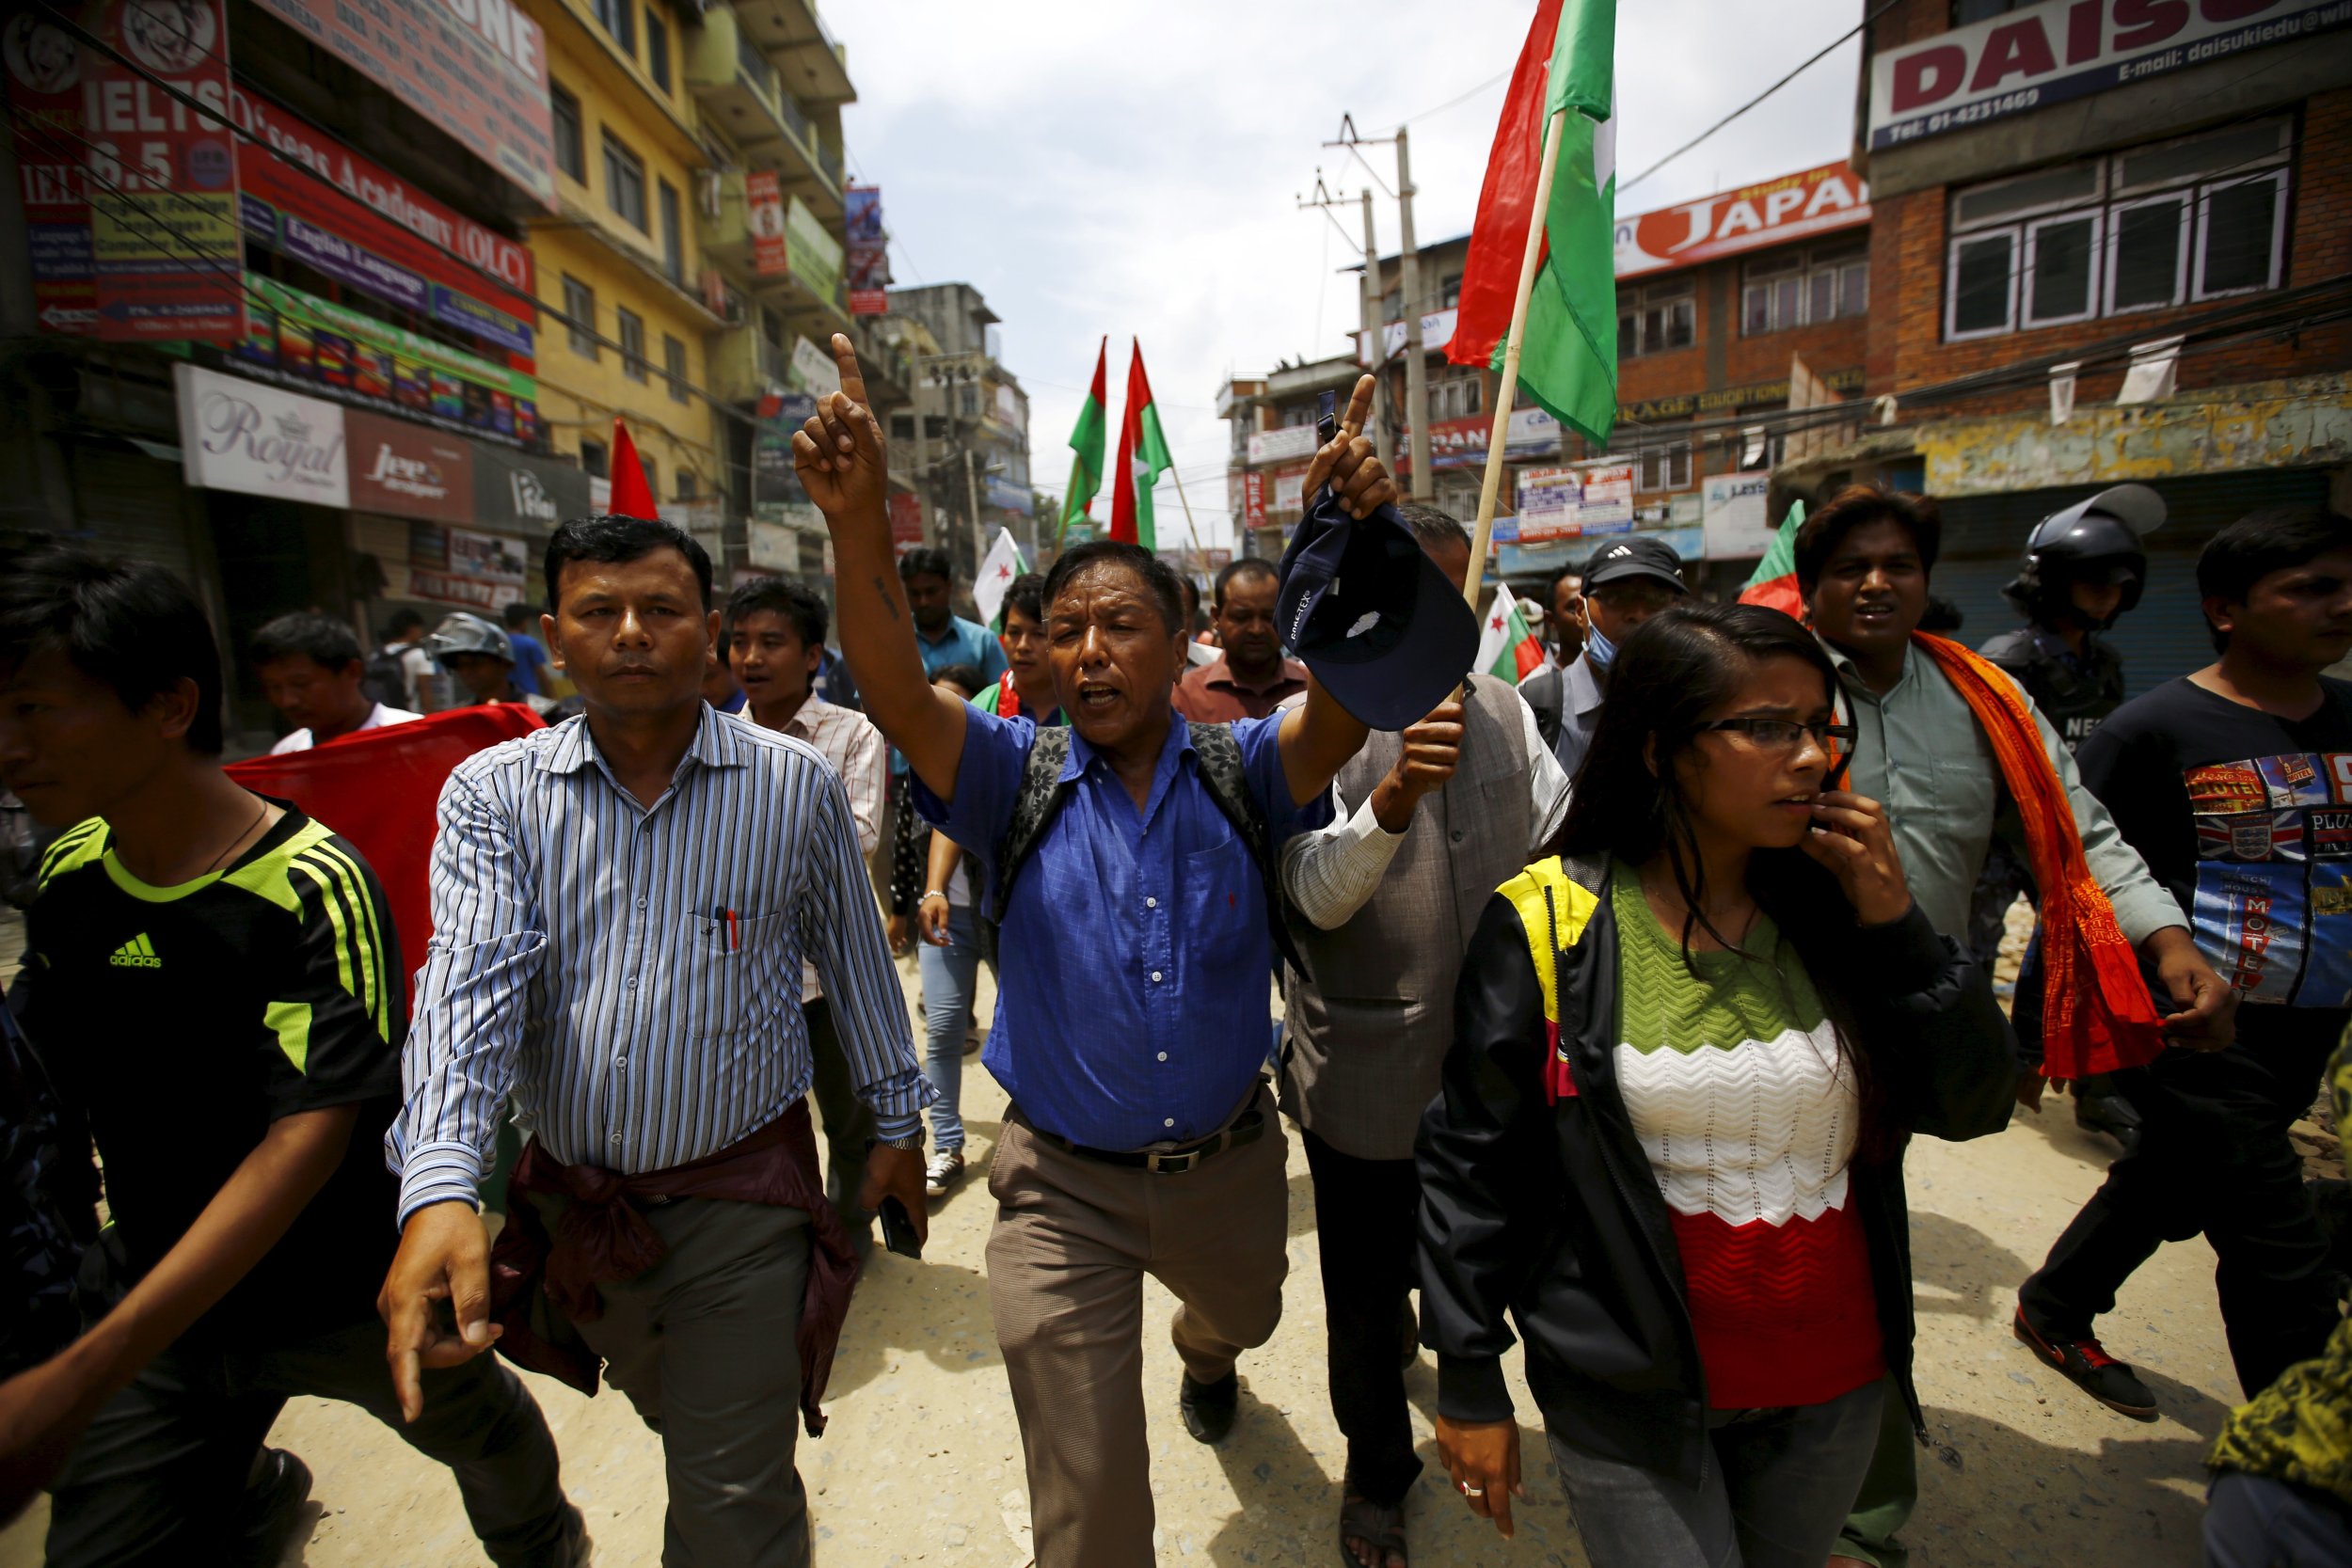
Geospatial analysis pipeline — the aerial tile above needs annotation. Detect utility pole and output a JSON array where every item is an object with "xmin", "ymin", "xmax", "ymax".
[
  {"xmin": 1358, "ymin": 190, "xmax": 1386, "ymax": 466},
  {"xmin": 963, "ymin": 447, "xmax": 985, "ymax": 585},
  {"xmin": 1396, "ymin": 125, "xmax": 1430, "ymax": 499}
]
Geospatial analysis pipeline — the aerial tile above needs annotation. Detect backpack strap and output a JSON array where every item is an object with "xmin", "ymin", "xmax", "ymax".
[
  {"xmin": 1186, "ymin": 721, "xmax": 1310, "ymax": 980},
  {"xmin": 995, "ymin": 726, "xmax": 1076, "ymax": 918}
]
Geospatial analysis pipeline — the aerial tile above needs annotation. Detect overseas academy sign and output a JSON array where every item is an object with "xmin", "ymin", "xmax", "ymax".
[{"xmin": 1868, "ymin": 0, "xmax": 2350, "ymax": 150}]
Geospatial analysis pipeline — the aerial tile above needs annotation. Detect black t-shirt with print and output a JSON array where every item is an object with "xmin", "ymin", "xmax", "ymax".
[
  {"xmin": 13, "ymin": 804, "xmax": 405, "ymax": 1337},
  {"xmin": 2076, "ymin": 675, "xmax": 2352, "ymax": 1057}
]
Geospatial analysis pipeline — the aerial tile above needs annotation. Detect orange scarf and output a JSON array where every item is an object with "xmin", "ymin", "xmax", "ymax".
[{"xmin": 1912, "ymin": 633, "xmax": 2167, "ymax": 1078}]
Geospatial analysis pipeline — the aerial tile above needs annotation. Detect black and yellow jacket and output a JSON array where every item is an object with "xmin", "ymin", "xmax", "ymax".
[{"xmin": 1415, "ymin": 853, "xmax": 2016, "ymax": 1485}]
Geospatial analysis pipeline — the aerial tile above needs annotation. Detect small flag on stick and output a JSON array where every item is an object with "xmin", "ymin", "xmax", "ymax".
[
  {"xmin": 974, "ymin": 527, "xmax": 1031, "ymax": 632},
  {"xmin": 1475, "ymin": 584, "xmax": 1548, "ymax": 686},
  {"xmin": 608, "ymin": 418, "xmax": 660, "ymax": 519},
  {"xmin": 1109, "ymin": 340, "xmax": 1172, "ymax": 552},
  {"xmin": 1739, "ymin": 499, "xmax": 1806, "ymax": 618},
  {"xmin": 1060, "ymin": 338, "xmax": 1107, "ymax": 541}
]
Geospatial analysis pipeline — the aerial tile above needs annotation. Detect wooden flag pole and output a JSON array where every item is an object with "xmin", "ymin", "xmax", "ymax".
[
  {"xmin": 1462, "ymin": 105, "xmax": 1571, "ymax": 607},
  {"xmin": 1165, "ymin": 459, "xmax": 1201, "ymax": 562}
]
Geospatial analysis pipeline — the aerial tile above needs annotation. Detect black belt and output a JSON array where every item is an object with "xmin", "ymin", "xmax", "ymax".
[{"xmin": 1015, "ymin": 1106, "xmax": 1267, "ymax": 1175}]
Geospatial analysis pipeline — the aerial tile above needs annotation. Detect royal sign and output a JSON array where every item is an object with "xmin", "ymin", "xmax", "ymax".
[
  {"xmin": 176, "ymin": 362, "xmax": 349, "ymax": 508},
  {"xmin": 1614, "ymin": 163, "xmax": 1869, "ymax": 280},
  {"xmin": 1867, "ymin": 0, "xmax": 2350, "ymax": 150}
]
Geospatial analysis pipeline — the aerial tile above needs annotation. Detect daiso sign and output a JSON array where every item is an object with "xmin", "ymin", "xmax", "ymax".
[{"xmin": 1867, "ymin": 0, "xmax": 2350, "ymax": 150}]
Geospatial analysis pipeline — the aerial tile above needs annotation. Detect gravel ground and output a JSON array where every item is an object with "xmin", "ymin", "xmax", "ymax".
[{"xmin": 4, "ymin": 917, "xmax": 2258, "ymax": 1568}]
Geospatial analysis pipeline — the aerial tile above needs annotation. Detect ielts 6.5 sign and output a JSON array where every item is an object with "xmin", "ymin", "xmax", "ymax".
[{"xmin": 1868, "ymin": 0, "xmax": 2350, "ymax": 150}]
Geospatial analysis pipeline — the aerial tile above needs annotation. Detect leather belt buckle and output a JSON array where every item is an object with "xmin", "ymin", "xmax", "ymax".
[{"xmin": 1147, "ymin": 1148, "xmax": 1200, "ymax": 1175}]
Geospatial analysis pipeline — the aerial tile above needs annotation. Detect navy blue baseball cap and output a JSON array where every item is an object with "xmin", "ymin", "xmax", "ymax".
[{"xmin": 1275, "ymin": 488, "xmax": 1479, "ymax": 730}]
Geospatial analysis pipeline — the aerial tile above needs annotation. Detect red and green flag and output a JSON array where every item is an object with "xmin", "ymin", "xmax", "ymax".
[
  {"xmin": 1109, "ymin": 340, "xmax": 1172, "ymax": 551},
  {"xmin": 1739, "ymin": 499, "xmax": 1805, "ymax": 618},
  {"xmin": 1060, "ymin": 337, "xmax": 1107, "ymax": 540},
  {"xmin": 1475, "ymin": 585, "xmax": 1547, "ymax": 685},
  {"xmin": 1450, "ymin": 0, "xmax": 1619, "ymax": 449}
]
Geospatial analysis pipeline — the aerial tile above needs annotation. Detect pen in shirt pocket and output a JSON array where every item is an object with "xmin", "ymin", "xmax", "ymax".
[{"xmin": 710, "ymin": 905, "xmax": 739, "ymax": 953}]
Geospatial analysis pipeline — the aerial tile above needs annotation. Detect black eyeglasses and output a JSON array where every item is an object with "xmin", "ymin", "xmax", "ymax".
[{"xmin": 1696, "ymin": 717, "xmax": 1856, "ymax": 752}]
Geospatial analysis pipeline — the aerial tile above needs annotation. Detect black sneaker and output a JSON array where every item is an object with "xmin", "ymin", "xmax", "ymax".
[
  {"xmin": 2013, "ymin": 1308, "xmax": 2158, "ymax": 1421},
  {"xmin": 1180, "ymin": 1370, "xmax": 1239, "ymax": 1444},
  {"xmin": 235, "ymin": 1448, "xmax": 312, "ymax": 1566}
]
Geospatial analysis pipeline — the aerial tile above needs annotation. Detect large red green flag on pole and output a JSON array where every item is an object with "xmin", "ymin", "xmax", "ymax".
[
  {"xmin": 1060, "ymin": 337, "xmax": 1107, "ymax": 539},
  {"xmin": 1739, "ymin": 499, "xmax": 1806, "ymax": 617},
  {"xmin": 1109, "ymin": 340, "xmax": 1172, "ymax": 551},
  {"xmin": 1449, "ymin": 0, "xmax": 1618, "ymax": 450}
]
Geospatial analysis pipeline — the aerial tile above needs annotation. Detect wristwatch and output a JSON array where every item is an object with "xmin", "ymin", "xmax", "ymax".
[{"xmin": 878, "ymin": 1130, "xmax": 926, "ymax": 1152}]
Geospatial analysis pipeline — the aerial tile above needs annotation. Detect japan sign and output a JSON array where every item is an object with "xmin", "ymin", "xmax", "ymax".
[{"xmin": 1614, "ymin": 163, "xmax": 1868, "ymax": 280}]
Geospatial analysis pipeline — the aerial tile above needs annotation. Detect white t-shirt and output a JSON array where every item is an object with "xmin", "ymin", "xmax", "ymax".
[{"xmin": 270, "ymin": 702, "xmax": 421, "ymax": 755}]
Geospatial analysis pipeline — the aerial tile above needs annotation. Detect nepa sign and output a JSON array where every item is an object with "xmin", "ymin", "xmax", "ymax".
[{"xmin": 1867, "ymin": 0, "xmax": 2349, "ymax": 150}]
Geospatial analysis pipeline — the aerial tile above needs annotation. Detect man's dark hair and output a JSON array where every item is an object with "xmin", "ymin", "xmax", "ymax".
[
  {"xmin": 544, "ymin": 515, "xmax": 713, "ymax": 612},
  {"xmin": 1048, "ymin": 540, "xmax": 1186, "ymax": 636},
  {"xmin": 1397, "ymin": 501, "xmax": 1471, "ymax": 552},
  {"xmin": 1917, "ymin": 595, "xmax": 1966, "ymax": 634},
  {"xmin": 0, "ymin": 548, "xmax": 225, "ymax": 754},
  {"xmin": 1794, "ymin": 484, "xmax": 1943, "ymax": 596},
  {"xmin": 1176, "ymin": 573, "xmax": 1200, "ymax": 630},
  {"xmin": 1548, "ymin": 564, "xmax": 1582, "ymax": 600},
  {"xmin": 898, "ymin": 546, "xmax": 953, "ymax": 585},
  {"xmin": 725, "ymin": 576, "xmax": 827, "ymax": 648},
  {"xmin": 501, "ymin": 600, "xmax": 540, "ymax": 630},
  {"xmin": 932, "ymin": 662, "xmax": 986, "ymax": 696},
  {"xmin": 1213, "ymin": 556, "xmax": 1279, "ymax": 610},
  {"xmin": 385, "ymin": 608, "xmax": 427, "ymax": 638},
  {"xmin": 251, "ymin": 611, "xmax": 363, "ymax": 672},
  {"xmin": 1005, "ymin": 572, "xmax": 1048, "ymax": 626},
  {"xmin": 2197, "ymin": 505, "xmax": 2352, "ymax": 652}
]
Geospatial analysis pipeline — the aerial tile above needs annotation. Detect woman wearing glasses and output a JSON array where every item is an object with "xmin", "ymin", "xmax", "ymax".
[{"xmin": 1416, "ymin": 602, "xmax": 2013, "ymax": 1568}]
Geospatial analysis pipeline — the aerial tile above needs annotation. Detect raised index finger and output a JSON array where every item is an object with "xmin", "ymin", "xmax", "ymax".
[
  {"xmin": 1339, "ymin": 373, "xmax": 1375, "ymax": 440},
  {"xmin": 829, "ymin": 332, "xmax": 868, "ymax": 409}
]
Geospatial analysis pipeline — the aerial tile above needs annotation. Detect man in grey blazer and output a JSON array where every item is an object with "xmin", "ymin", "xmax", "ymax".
[{"xmin": 1277, "ymin": 503, "xmax": 1569, "ymax": 1568}]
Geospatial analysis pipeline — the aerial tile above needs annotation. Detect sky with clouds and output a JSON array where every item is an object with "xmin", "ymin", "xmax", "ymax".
[{"xmin": 826, "ymin": 0, "xmax": 1868, "ymax": 553}]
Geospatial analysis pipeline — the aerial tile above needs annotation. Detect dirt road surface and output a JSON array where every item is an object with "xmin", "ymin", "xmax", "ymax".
[{"xmin": 1, "ymin": 939, "xmax": 2252, "ymax": 1567}]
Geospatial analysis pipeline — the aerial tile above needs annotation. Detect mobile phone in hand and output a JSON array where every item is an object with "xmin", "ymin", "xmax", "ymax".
[
  {"xmin": 878, "ymin": 1195, "xmax": 923, "ymax": 1259},
  {"xmin": 1316, "ymin": 389, "xmax": 1337, "ymax": 447}
]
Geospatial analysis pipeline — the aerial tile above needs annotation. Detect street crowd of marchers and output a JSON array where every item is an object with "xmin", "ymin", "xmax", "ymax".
[{"xmin": 4, "ymin": 336, "xmax": 2351, "ymax": 1568}]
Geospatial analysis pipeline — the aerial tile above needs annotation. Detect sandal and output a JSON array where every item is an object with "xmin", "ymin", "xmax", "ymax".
[{"xmin": 1337, "ymin": 1490, "xmax": 1408, "ymax": 1568}]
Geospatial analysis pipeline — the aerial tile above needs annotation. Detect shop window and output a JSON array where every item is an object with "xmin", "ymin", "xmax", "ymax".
[
  {"xmin": 1741, "ymin": 245, "xmax": 1867, "ymax": 336},
  {"xmin": 664, "ymin": 334, "xmax": 689, "ymax": 402},
  {"xmin": 595, "ymin": 0, "xmax": 633, "ymax": 54},
  {"xmin": 675, "ymin": 470, "xmax": 697, "ymax": 500},
  {"xmin": 1617, "ymin": 279, "xmax": 1694, "ymax": 357},
  {"xmin": 1636, "ymin": 441, "xmax": 1691, "ymax": 493},
  {"xmin": 618, "ymin": 307, "xmax": 648, "ymax": 382},
  {"xmin": 644, "ymin": 11, "xmax": 670, "ymax": 92},
  {"xmin": 580, "ymin": 439, "xmax": 609, "ymax": 479},
  {"xmin": 891, "ymin": 414, "xmax": 915, "ymax": 441},
  {"xmin": 603, "ymin": 133, "xmax": 648, "ymax": 232},
  {"xmin": 641, "ymin": 455, "xmax": 658, "ymax": 498},
  {"xmin": 563, "ymin": 276, "xmax": 597, "ymax": 359},
  {"xmin": 1946, "ymin": 118, "xmax": 2293, "ymax": 341},
  {"xmin": 1431, "ymin": 368, "xmax": 1482, "ymax": 422},
  {"xmin": 658, "ymin": 179, "xmax": 684, "ymax": 282},
  {"xmin": 550, "ymin": 85, "xmax": 584, "ymax": 182}
]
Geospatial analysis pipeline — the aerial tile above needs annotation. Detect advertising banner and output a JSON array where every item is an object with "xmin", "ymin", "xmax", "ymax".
[
  {"xmin": 348, "ymin": 409, "xmax": 471, "ymax": 520},
  {"xmin": 3, "ymin": 13, "xmax": 98, "ymax": 334},
  {"xmin": 1241, "ymin": 470, "xmax": 1266, "ymax": 531},
  {"xmin": 407, "ymin": 521, "xmax": 530, "ymax": 610},
  {"xmin": 1367, "ymin": 307, "xmax": 1458, "ymax": 365},
  {"xmin": 1867, "ymin": 0, "xmax": 2347, "ymax": 150},
  {"xmin": 845, "ymin": 184, "xmax": 888, "ymax": 315},
  {"xmin": 176, "ymin": 362, "xmax": 349, "ymax": 508},
  {"xmin": 785, "ymin": 194, "xmax": 843, "ymax": 304},
  {"xmin": 1245, "ymin": 424, "xmax": 1319, "ymax": 466},
  {"xmin": 983, "ymin": 474, "xmax": 1030, "ymax": 512},
  {"xmin": 887, "ymin": 492, "xmax": 926, "ymax": 551},
  {"xmin": 1614, "ymin": 163, "xmax": 1869, "ymax": 280},
  {"xmin": 235, "ymin": 272, "xmax": 539, "ymax": 447},
  {"xmin": 1399, "ymin": 408, "xmax": 1563, "ymax": 472},
  {"xmin": 1702, "ymin": 472, "xmax": 1775, "ymax": 561},
  {"xmin": 747, "ymin": 171, "xmax": 787, "ymax": 277},
  {"xmin": 246, "ymin": 0, "xmax": 558, "ymax": 210},
  {"xmin": 749, "ymin": 519, "xmax": 799, "ymax": 571},
  {"xmin": 83, "ymin": 0, "xmax": 244, "ymax": 343},
  {"xmin": 471, "ymin": 442, "xmax": 589, "ymax": 534},
  {"xmin": 232, "ymin": 88, "xmax": 533, "ymax": 356},
  {"xmin": 787, "ymin": 336, "xmax": 840, "ymax": 398}
]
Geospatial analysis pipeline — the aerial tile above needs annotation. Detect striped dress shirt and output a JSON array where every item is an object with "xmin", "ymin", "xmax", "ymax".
[
  {"xmin": 389, "ymin": 705, "xmax": 931, "ymax": 1224},
  {"xmin": 775, "ymin": 693, "xmax": 885, "ymax": 1004}
]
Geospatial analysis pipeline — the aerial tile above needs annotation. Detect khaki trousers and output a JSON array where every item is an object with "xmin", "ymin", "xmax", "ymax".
[{"xmin": 987, "ymin": 1085, "xmax": 1290, "ymax": 1568}]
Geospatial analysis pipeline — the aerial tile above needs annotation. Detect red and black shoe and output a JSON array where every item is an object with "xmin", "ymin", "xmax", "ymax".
[{"xmin": 2013, "ymin": 1307, "xmax": 2159, "ymax": 1421}]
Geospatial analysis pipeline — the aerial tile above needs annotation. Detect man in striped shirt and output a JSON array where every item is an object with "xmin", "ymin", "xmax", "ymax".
[
  {"xmin": 380, "ymin": 515, "xmax": 931, "ymax": 1568},
  {"xmin": 726, "ymin": 575, "xmax": 892, "ymax": 1248}
]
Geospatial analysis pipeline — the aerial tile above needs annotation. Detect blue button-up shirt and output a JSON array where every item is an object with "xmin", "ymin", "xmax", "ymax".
[
  {"xmin": 896, "ymin": 616, "xmax": 1010, "ymax": 776},
  {"xmin": 915, "ymin": 707, "xmax": 1329, "ymax": 1149}
]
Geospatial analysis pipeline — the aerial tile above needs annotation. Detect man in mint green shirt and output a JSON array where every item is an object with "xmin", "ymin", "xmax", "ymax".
[{"xmin": 1792, "ymin": 486, "xmax": 2231, "ymax": 1568}]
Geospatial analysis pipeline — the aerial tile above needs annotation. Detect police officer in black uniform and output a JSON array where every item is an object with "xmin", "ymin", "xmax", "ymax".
[{"xmin": 1976, "ymin": 483, "xmax": 2165, "ymax": 1148}]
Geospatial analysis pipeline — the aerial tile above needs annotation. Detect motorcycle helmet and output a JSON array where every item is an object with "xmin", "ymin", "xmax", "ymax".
[
  {"xmin": 424, "ymin": 611, "xmax": 514, "ymax": 665},
  {"xmin": 2004, "ymin": 483, "xmax": 2164, "ymax": 626}
]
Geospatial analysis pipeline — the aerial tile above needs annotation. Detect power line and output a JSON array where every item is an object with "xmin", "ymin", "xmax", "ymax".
[
  {"xmin": 1395, "ymin": 69, "xmax": 1511, "ymax": 131},
  {"xmin": 1618, "ymin": 0, "xmax": 1903, "ymax": 198}
]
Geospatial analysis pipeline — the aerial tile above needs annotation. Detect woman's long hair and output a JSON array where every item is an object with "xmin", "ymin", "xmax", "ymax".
[{"xmin": 1550, "ymin": 601, "xmax": 1899, "ymax": 1155}]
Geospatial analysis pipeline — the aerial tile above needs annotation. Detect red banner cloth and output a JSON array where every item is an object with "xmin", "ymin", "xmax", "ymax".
[{"xmin": 226, "ymin": 706, "xmax": 546, "ymax": 1006}]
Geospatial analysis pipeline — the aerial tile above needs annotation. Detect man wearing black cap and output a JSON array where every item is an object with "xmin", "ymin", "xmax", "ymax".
[
  {"xmin": 792, "ymin": 341, "xmax": 1443, "ymax": 1568},
  {"xmin": 1520, "ymin": 534, "xmax": 1687, "ymax": 778},
  {"xmin": 1276, "ymin": 501, "xmax": 1567, "ymax": 1568}
]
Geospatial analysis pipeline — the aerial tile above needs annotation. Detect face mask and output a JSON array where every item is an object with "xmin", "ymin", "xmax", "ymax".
[{"xmin": 1585, "ymin": 622, "xmax": 1619, "ymax": 672}]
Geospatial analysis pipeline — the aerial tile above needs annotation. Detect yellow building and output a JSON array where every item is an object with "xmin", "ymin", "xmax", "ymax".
[{"xmin": 523, "ymin": 0, "xmax": 729, "ymax": 531}]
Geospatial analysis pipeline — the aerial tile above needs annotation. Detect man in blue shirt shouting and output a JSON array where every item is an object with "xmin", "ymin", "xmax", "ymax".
[{"xmin": 796, "ymin": 336, "xmax": 1390, "ymax": 1568}]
